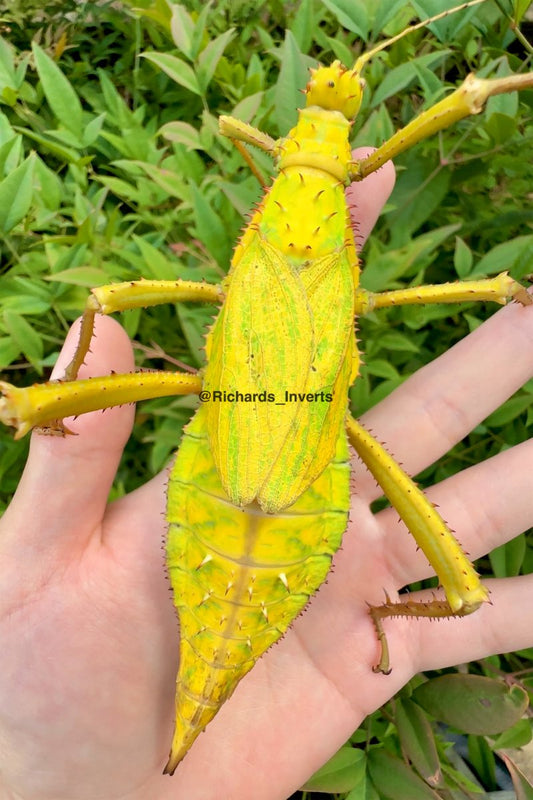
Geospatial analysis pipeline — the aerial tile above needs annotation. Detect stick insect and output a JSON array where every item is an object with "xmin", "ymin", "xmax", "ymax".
[{"xmin": 0, "ymin": 0, "xmax": 532, "ymax": 775}]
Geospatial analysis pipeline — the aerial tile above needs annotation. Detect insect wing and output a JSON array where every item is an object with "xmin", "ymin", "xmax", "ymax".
[
  {"xmin": 203, "ymin": 235, "xmax": 314, "ymax": 507},
  {"xmin": 258, "ymin": 247, "xmax": 357, "ymax": 510},
  {"xmin": 204, "ymin": 237, "xmax": 357, "ymax": 512}
]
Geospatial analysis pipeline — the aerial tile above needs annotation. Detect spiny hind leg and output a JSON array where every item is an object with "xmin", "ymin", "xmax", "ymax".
[
  {"xmin": 63, "ymin": 279, "xmax": 223, "ymax": 381},
  {"xmin": 345, "ymin": 414, "xmax": 488, "ymax": 674}
]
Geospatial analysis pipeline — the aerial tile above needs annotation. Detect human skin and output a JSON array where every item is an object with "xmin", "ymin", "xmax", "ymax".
[{"xmin": 0, "ymin": 150, "xmax": 532, "ymax": 800}]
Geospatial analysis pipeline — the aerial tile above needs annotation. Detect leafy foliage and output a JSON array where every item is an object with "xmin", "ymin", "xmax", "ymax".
[{"xmin": 0, "ymin": 0, "xmax": 532, "ymax": 796}]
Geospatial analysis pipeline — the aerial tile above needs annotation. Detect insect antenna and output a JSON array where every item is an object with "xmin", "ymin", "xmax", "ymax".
[{"xmin": 353, "ymin": 0, "xmax": 488, "ymax": 74}]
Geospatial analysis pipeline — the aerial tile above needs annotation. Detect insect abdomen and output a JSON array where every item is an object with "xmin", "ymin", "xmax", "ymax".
[{"xmin": 165, "ymin": 405, "xmax": 350, "ymax": 771}]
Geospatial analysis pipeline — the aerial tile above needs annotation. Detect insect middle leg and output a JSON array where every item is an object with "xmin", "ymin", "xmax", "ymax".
[{"xmin": 354, "ymin": 272, "xmax": 531, "ymax": 315}]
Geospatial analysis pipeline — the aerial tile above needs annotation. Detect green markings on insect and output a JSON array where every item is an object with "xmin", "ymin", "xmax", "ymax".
[{"xmin": 1, "ymin": 0, "xmax": 532, "ymax": 775}]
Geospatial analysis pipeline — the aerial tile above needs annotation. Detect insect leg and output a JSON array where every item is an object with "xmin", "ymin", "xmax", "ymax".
[
  {"xmin": 219, "ymin": 116, "xmax": 278, "ymax": 187},
  {"xmin": 353, "ymin": 272, "xmax": 531, "ymax": 315},
  {"xmin": 219, "ymin": 115, "xmax": 276, "ymax": 154},
  {"xmin": 63, "ymin": 279, "xmax": 223, "ymax": 381},
  {"xmin": 349, "ymin": 72, "xmax": 533, "ymax": 181},
  {"xmin": 345, "ymin": 414, "xmax": 489, "ymax": 674},
  {"xmin": 0, "ymin": 371, "xmax": 202, "ymax": 439}
]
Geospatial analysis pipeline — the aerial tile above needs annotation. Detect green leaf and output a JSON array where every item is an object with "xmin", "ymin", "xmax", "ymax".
[
  {"xmin": 367, "ymin": 748, "xmax": 440, "ymax": 800},
  {"xmin": 0, "ymin": 38, "xmax": 17, "ymax": 90},
  {"xmin": 3, "ymin": 311, "xmax": 43, "ymax": 373},
  {"xmin": 411, "ymin": 0, "xmax": 484, "ymax": 40},
  {"xmin": 387, "ymin": 154, "xmax": 452, "ymax": 241},
  {"xmin": 301, "ymin": 746, "xmax": 366, "ymax": 793},
  {"xmin": 492, "ymin": 718, "xmax": 532, "ymax": 749},
  {"xmin": 489, "ymin": 533, "xmax": 526, "ymax": 578},
  {"xmin": 189, "ymin": 2, "xmax": 213, "ymax": 63},
  {"xmin": 468, "ymin": 734, "xmax": 496, "ymax": 791},
  {"xmin": 378, "ymin": 331, "xmax": 421, "ymax": 353},
  {"xmin": 33, "ymin": 155, "xmax": 62, "ymax": 211},
  {"xmin": 413, "ymin": 674, "xmax": 529, "ymax": 735},
  {"xmin": 290, "ymin": 0, "xmax": 315, "ymax": 52},
  {"xmin": 471, "ymin": 235, "xmax": 533, "ymax": 281},
  {"xmin": 132, "ymin": 235, "xmax": 177, "ymax": 280},
  {"xmin": 321, "ymin": 0, "xmax": 369, "ymax": 38},
  {"xmin": 128, "ymin": 160, "xmax": 189, "ymax": 202},
  {"xmin": 274, "ymin": 30, "xmax": 312, "ymax": 132},
  {"xmin": 515, "ymin": 0, "xmax": 533, "ymax": 22},
  {"xmin": 176, "ymin": 303, "xmax": 213, "ymax": 368},
  {"xmin": 440, "ymin": 762, "xmax": 483, "ymax": 794},
  {"xmin": 197, "ymin": 29, "xmax": 235, "ymax": 94},
  {"xmin": 141, "ymin": 52, "xmax": 202, "ymax": 96},
  {"xmin": 0, "ymin": 152, "xmax": 34, "ymax": 233},
  {"xmin": 81, "ymin": 113, "xmax": 106, "ymax": 147},
  {"xmin": 364, "ymin": 359, "xmax": 400, "ymax": 380},
  {"xmin": 485, "ymin": 394, "xmax": 532, "ymax": 427},
  {"xmin": 170, "ymin": 4, "xmax": 195, "ymax": 58},
  {"xmin": 371, "ymin": 0, "xmax": 410, "ymax": 38},
  {"xmin": 370, "ymin": 51, "xmax": 450, "ymax": 108},
  {"xmin": 344, "ymin": 773, "xmax": 380, "ymax": 800},
  {"xmin": 0, "ymin": 336, "xmax": 20, "ymax": 369},
  {"xmin": 454, "ymin": 236, "xmax": 473, "ymax": 278},
  {"xmin": 45, "ymin": 267, "xmax": 109, "ymax": 287},
  {"xmin": 485, "ymin": 110, "xmax": 517, "ymax": 143},
  {"xmin": 32, "ymin": 43, "xmax": 83, "ymax": 137},
  {"xmin": 189, "ymin": 181, "xmax": 231, "ymax": 268},
  {"xmin": 13, "ymin": 126, "xmax": 81, "ymax": 163},
  {"xmin": 395, "ymin": 698, "xmax": 442, "ymax": 786},
  {"xmin": 0, "ymin": 294, "xmax": 50, "ymax": 315},
  {"xmin": 94, "ymin": 175, "xmax": 141, "ymax": 203},
  {"xmin": 159, "ymin": 121, "xmax": 202, "ymax": 149}
]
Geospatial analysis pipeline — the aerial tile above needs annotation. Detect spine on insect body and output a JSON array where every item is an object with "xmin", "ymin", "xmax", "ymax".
[{"xmin": 164, "ymin": 405, "xmax": 350, "ymax": 773}]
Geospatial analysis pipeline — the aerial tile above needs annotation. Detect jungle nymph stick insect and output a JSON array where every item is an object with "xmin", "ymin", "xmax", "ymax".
[{"xmin": 1, "ymin": 0, "xmax": 532, "ymax": 773}]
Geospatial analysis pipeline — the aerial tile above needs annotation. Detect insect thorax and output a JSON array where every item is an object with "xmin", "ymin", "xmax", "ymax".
[{"xmin": 257, "ymin": 107, "xmax": 353, "ymax": 262}]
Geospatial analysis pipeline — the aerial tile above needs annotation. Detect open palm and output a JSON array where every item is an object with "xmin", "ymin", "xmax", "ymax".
[{"xmin": 0, "ymin": 154, "xmax": 532, "ymax": 800}]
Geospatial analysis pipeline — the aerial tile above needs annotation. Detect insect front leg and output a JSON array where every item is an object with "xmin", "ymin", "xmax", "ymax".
[
  {"xmin": 345, "ymin": 414, "xmax": 489, "ymax": 674},
  {"xmin": 218, "ymin": 115, "xmax": 278, "ymax": 187},
  {"xmin": 349, "ymin": 72, "xmax": 533, "ymax": 182},
  {"xmin": 63, "ymin": 279, "xmax": 223, "ymax": 381}
]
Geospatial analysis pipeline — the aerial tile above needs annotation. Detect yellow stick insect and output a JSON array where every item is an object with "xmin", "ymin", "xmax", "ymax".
[{"xmin": 1, "ymin": 0, "xmax": 532, "ymax": 774}]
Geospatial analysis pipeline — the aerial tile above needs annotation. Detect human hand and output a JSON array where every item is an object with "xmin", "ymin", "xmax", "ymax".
[{"xmin": 0, "ymin": 151, "xmax": 532, "ymax": 800}]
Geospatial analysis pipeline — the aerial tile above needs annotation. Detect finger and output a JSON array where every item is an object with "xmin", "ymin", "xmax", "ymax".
[
  {"xmin": 105, "ymin": 469, "xmax": 168, "ymax": 568},
  {"xmin": 400, "ymin": 574, "xmax": 533, "ymax": 673},
  {"xmin": 347, "ymin": 147, "xmax": 395, "ymax": 249},
  {"xmin": 2, "ymin": 316, "xmax": 135, "ymax": 552},
  {"xmin": 353, "ymin": 295, "xmax": 533, "ymax": 497},
  {"xmin": 374, "ymin": 438, "xmax": 533, "ymax": 588}
]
